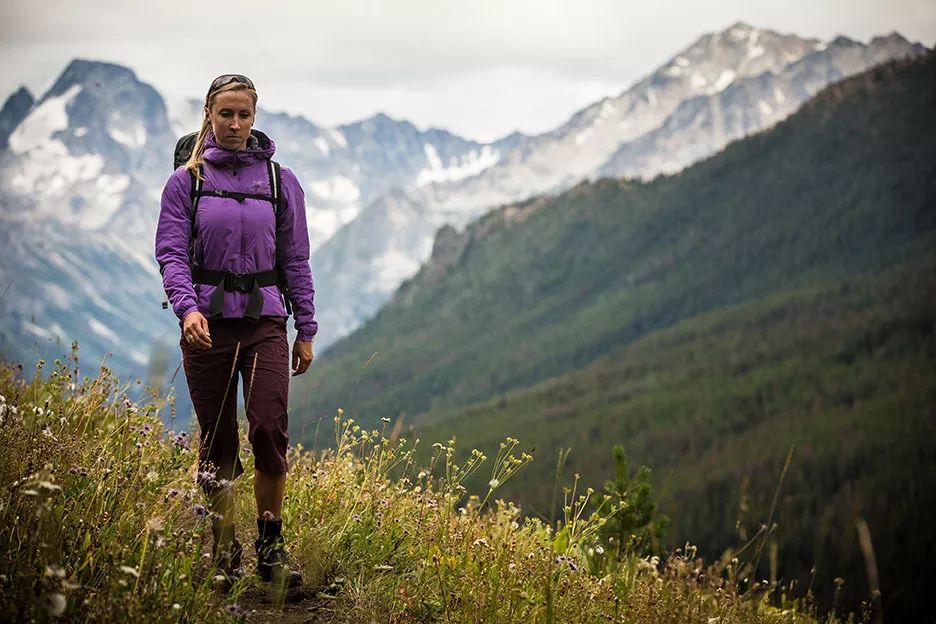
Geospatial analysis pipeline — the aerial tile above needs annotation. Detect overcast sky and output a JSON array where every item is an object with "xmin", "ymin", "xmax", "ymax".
[{"xmin": 2, "ymin": 0, "xmax": 933, "ymax": 142}]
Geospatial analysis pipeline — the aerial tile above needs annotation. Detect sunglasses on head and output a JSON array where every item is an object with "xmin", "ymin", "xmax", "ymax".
[{"xmin": 207, "ymin": 74, "xmax": 255, "ymax": 98}]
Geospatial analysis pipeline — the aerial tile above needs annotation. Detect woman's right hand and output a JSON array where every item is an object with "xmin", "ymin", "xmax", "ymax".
[{"xmin": 182, "ymin": 311, "xmax": 212, "ymax": 349}]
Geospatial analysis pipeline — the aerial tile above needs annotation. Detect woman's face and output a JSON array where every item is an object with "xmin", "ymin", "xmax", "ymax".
[{"xmin": 206, "ymin": 89, "xmax": 255, "ymax": 150}]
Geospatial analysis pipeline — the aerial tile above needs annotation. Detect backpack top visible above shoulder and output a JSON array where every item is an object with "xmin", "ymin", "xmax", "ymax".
[{"xmin": 173, "ymin": 132, "xmax": 199, "ymax": 170}]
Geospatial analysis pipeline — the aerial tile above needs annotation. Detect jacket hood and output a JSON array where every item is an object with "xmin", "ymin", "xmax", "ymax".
[{"xmin": 202, "ymin": 129, "xmax": 276, "ymax": 167}]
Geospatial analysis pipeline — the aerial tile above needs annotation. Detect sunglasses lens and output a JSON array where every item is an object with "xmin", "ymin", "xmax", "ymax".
[{"xmin": 208, "ymin": 74, "xmax": 255, "ymax": 94}]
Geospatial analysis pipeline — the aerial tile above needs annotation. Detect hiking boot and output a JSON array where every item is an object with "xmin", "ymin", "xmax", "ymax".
[
  {"xmin": 255, "ymin": 518, "xmax": 303, "ymax": 588},
  {"xmin": 212, "ymin": 524, "xmax": 245, "ymax": 593}
]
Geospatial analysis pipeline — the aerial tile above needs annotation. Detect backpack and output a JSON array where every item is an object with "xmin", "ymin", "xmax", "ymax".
[{"xmin": 161, "ymin": 129, "xmax": 291, "ymax": 319}]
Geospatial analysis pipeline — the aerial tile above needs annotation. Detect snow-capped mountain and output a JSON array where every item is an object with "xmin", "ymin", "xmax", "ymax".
[
  {"xmin": 0, "ymin": 60, "xmax": 178, "ymax": 374},
  {"xmin": 597, "ymin": 32, "xmax": 927, "ymax": 178},
  {"xmin": 0, "ymin": 59, "xmax": 523, "ymax": 385},
  {"xmin": 164, "ymin": 99, "xmax": 523, "ymax": 249},
  {"xmin": 310, "ymin": 23, "xmax": 927, "ymax": 348}
]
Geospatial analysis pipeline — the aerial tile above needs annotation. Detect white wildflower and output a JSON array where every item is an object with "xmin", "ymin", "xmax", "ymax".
[
  {"xmin": 45, "ymin": 592, "xmax": 66, "ymax": 617},
  {"xmin": 118, "ymin": 566, "xmax": 139, "ymax": 578}
]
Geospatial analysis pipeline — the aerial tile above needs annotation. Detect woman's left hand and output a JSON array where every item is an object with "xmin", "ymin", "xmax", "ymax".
[{"xmin": 292, "ymin": 339, "xmax": 314, "ymax": 376}]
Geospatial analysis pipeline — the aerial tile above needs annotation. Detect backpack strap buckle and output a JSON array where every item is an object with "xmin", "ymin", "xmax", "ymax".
[{"xmin": 224, "ymin": 273, "xmax": 255, "ymax": 293}]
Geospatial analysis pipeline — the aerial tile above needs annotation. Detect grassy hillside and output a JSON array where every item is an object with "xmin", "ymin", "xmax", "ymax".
[
  {"xmin": 0, "ymin": 360, "xmax": 850, "ymax": 623},
  {"xmin": 297, "ymin": 54, "xmax": 936, "ymax": 429},
  {"xmin": 412, "ymin": 256, "xmax": 936, "ymax": 620}
]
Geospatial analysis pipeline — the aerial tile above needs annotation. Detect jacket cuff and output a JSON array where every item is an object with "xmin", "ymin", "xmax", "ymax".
[
  {"xmin": 180, "ymin": 305, "xmax": 200, "ymax": 322},
  {"xmin": 296, "ymin": 331, "xmax": 316, "ymax": 343}
]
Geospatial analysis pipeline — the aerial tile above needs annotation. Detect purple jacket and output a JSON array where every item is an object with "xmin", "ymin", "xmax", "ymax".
[{"xmin": 155, "ymin": 131, "xmax": 317, "ymax": 341}]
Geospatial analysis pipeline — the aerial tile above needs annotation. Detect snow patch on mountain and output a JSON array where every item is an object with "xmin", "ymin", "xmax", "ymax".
[
  {"xmin": 415, "ymin": 144, "xmax": 499, "ymax": 187},
  {"xmin": 308, "ymin": 175, "xmax": 360, "ymax": 203},
  {"xmin": 10, "ymin": 146, "xmax": 103, "ymax": 195},
  {"xmin": 326, "ymin": 128, "xmax": 347, "ymax": 148},
  {"xmin": 314, "ymin": 137, "xmax": 330, "ymax": 155},
  {"xmin": 8, "ymin": 85, "xmax": 81, "ymax": 154},
  {"xmin": 372, "ymin": 247, "xmax": 423, "ymax": 292},
  {"xmin": 710, "ymin": 70, "xmax": 737, "ymax": 92},
  {"xmin": 109, "ymin": 122, "xmax": 146, "ymax": 149}
]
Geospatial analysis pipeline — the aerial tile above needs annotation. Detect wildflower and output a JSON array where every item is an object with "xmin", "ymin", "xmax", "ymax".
[
  {"xmin": 45, "ymin": 593, "xmax": 67, "ymax": 617},
  {"xmin": 192, "ymin": 504, "xmax": 208, "ymax": 517},
  {"xmin": 262, "ymin": 510, "xmax": 275, "ymax": 521},
  {"xmin": 166, "ymin": 488, "xmax": 181, "ymax": 499},
  {"xmin": 172, "ymin": 431, "xmax": 190, "ymax": 451},
  {"xmin": 196, "ymin": 470, "xmax": 217, "ymax": 487},
  {"xmin": 119, "ymin": 566, "xmax": 139, "ymax": 578},
  {"xmin": 44, "ymin": 565, "xmax": 66, "ymax": 579},
  {"xmin": 595, "ymin": 545, "xmax": 605, "ymax": 555},
  {"xmin": 381, "ymin": 417, "xmax": 391, "ymax": 423},
  {"xmin": 172, "ymin": 603, "xmax": 181, "ymax": 610},
  {"xmin": 38, "ymin": 480, "xmax": 62, "ymax": 493},
  {"xmin": 224, "ymin": 603, "xmax": 245, "ymax": 617},
  {"xmin": 472, "ymin": 538, "xmax": 488, "ymax": 548},
  {"xmin": 488, "ymin": 478, "xmax": 500, "ymax": 489}
]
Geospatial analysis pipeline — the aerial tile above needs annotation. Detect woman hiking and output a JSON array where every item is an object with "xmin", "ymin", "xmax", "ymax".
[{"xmin": 155, "ymin": 73, "xmax": 316, "ymax": 592}]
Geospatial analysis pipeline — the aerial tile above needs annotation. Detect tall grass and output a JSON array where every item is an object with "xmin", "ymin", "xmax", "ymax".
[{"xmin": 0, "ymin": 355, "xmax": 862, "ymax": 622}]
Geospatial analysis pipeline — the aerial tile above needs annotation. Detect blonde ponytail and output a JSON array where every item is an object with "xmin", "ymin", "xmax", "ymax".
[{"xmin": 184, "ymin": 116, "xmax": 212, "ymax": 181}]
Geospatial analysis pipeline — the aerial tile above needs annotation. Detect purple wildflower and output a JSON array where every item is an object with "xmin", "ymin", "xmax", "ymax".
[
  {"xmin": 192, "ymin": 504, "xmax": 208, "ymax": 517},
  {"xmin": 196, "ymin": 470, "xmax": 217, "ymax": 487},
  {"xmin": 224, "ymin": 603, "xmax": 245, "ymax": 617},
  {"xmin": 172, "ymin": 431, "xmax": 190, "ymax": 451}
]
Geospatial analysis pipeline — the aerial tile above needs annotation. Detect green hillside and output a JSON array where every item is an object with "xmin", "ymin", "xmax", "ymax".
[
  {"xmin": 298, "ymin": 54, "xmax": 936, "ymax": 429},
  {"xmin": 414, "ymin": 257, "xmax": 936, "ymax": 620},
  {"xmin": 289, "ymin": 54, "xmax": 936, "ymax": 619}
]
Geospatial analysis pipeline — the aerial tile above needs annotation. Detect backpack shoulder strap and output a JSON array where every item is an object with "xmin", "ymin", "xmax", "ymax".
[
  {"xmin": 267, "ymin": 160, "xmax": 283, "ymax": 217},
  {"xmin": 188, "ymin": 166, "xmax": 204, "ymax": 253}
]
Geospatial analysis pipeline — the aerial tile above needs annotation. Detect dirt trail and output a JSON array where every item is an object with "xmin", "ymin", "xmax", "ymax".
[{"xmin": 234, "ymin": 584, "xmax": 337, "ymax": 623}]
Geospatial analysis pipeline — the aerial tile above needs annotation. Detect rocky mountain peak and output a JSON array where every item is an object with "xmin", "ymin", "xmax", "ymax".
[{"xmin": 0, "ymin": 87, "xmax": 35, "ymax": 150}]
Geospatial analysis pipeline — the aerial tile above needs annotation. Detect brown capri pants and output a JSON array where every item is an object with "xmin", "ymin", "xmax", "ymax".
[{"xmin": 181, "ymin": 316, "xmax": 291, "ymax": 482}]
